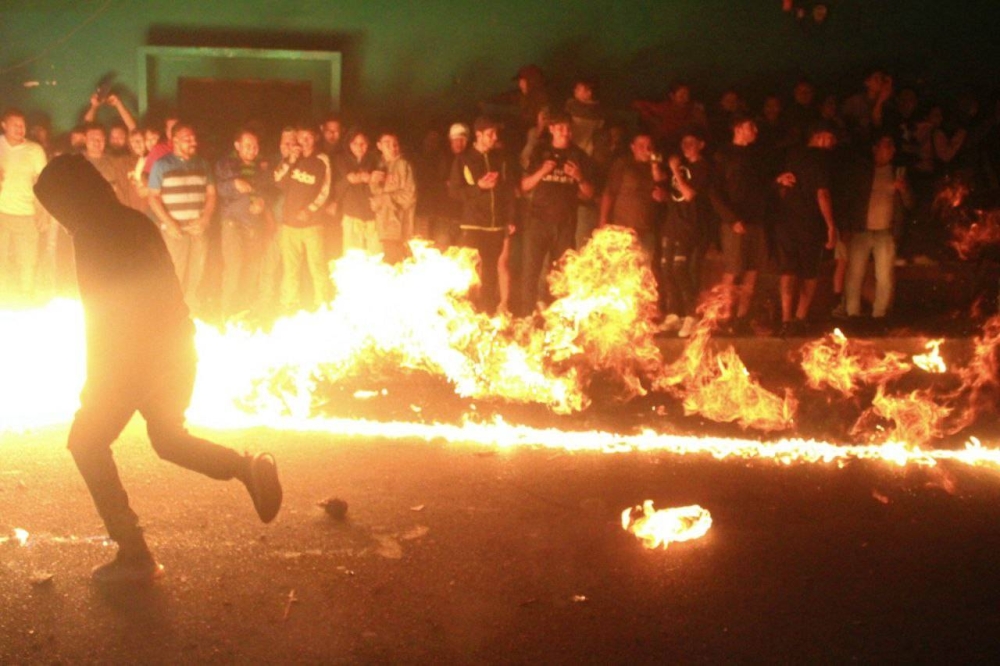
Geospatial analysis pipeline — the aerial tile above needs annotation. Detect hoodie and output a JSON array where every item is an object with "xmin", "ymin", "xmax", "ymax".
[{"xmin": 34, "ymin": 155, "xmax": 192, "ymax": 378}]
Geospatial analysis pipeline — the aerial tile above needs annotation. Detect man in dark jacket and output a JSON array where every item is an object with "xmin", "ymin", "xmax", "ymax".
[
  {"xmin": 448, "ymin": 116, "xmax": 515, "ymax": 312},
  {"xmin": 34, "ymin": 155, "xmax": 282, "ymax": 584},
  {"xmin": 215, "ymin": 127, "xmax": 275, "ymax": 318}
]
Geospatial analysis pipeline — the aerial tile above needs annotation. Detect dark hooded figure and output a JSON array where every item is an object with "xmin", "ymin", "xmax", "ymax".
[{"xmin": 34, "ymin": 154, "xmax": 282, "ymax": 584}]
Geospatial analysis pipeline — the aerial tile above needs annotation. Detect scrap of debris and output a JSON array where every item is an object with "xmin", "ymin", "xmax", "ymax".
[{"xmin": 317, "ymin": 497, "xmax": 349, "ymax": 520}]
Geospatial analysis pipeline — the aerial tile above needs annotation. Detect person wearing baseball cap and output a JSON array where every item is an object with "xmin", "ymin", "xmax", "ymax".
[{"xmin": 448, "ymin": 123, "xmax": 470, "ymax": 155}]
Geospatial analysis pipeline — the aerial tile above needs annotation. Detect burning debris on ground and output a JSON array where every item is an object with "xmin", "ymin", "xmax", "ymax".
[{"xmin": 621, "ymin": 501, "xmax": 713, "ymax": 550}]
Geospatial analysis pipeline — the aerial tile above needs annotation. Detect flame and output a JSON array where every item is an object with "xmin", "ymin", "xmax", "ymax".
[
  {"xmin": 852, "ymin": 385, "xmax": 953, "ymax": 446},
  {"xmin": 958, "ymin": 317, "xmax": 1000, "ymax": 395},
  {"xmin": 621, "ymin": 501, "xmax": 712, "ymax": 549},
  {"xmin": 913, "ymin": 340, "xmax": 947, "ymax": 374},
  {"xmin": 950, "ymin": 208, "xmax": 1000, "ymax": 260},
  {"xmin": 1, "ymin": 228, "xmax": 1000, "ymax": 474},
  {"xmin": 191, "ymin": 230, "xmax": 666, "ymax": 425},
  {"xmin": 0, "ymin": 299, "xmax": 86, "ymax": 432},
  {"xmin": 653, "ymin": 287, "xmax": 796, "ymax": 431},
  {"xmin": 799, "ymin": 328, "xmax": 910, "ymax": 396}
]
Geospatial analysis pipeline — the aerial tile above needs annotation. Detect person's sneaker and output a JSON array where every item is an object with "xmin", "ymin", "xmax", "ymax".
[
  {"xmin": 678, "ymin": 316, "xmax": 697, "ymax": 338},
  {"xmin": 831, "ymin": 300, "xmax": 848, "ymax": 319},
  {"xmin": 655, "ymin": 313, "xmax": 681, "ymax": 333},
  {"xmin": 245, "ymin": 452, "xmax": 283, "ymax": 524},
  {"xmin": 777, "ymin": 319, "xmax": 807, "ymax": 338},
  {"xmin": 92, "ymin": 549, "xmax": 164, "ymax": 585}
]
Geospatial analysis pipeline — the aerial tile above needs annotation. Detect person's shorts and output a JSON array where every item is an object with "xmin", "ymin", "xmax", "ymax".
[
  {"xmin": 775, "ymin": 228, "xmax": 826, "ymax": 279},
  {"xmin": 719, "ymin": 222, "xmax": 768, "ymax": 276}
]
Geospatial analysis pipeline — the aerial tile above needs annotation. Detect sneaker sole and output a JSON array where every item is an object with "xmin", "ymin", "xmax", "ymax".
[
  {"xmin": 93, "ymin": 562, "xmax": 165, "ymax": 585},
  {"xmin": 250, "ymin": 453, "xmax": 283, "ymax": 524}
]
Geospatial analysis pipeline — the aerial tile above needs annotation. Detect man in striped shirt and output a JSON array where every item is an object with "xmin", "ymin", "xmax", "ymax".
[{"xmin": 148, "ymin": 122, "xmax": 216, "ymax": 313}]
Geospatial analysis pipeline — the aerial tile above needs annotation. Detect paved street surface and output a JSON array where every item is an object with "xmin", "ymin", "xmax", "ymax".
[{"xmin": 3, "ymin": 413, "xmax": 1000, "ymax": 664}]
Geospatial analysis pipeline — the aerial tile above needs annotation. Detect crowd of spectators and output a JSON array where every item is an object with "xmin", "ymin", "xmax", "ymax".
[{"xmin": 2, "ymin": 64, "xmax": 1000, "ymax": 336}]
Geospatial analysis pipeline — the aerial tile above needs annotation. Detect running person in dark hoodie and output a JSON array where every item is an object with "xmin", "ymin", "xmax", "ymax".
[{"xmin": 34, "ymin": 154, "xmax": 282, "ymax": 584}]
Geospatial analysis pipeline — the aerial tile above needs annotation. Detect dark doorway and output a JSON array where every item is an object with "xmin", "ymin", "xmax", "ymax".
[{"xmin": 178, "ymin": 77, "xmax": 312, "ymax": 161}]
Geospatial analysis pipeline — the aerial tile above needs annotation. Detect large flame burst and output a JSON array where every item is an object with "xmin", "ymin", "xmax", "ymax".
[{"xmin": 2, "ymin": 227, "xmax": 999, "ymax": 473}]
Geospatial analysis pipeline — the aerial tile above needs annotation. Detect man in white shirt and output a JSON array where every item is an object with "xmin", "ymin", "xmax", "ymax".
[
  {"xmin": 0, "ymin": 107, "xmax": 48, "ymax": 304},
  {"xmin": 845, "ymin": 134, "xmax": 913, "ymax": 319}
]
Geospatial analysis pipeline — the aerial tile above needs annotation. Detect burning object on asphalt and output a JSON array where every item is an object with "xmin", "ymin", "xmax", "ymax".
[{"xmin": 621, "ymin": 501, "xmax": 712, "ymax": 550}]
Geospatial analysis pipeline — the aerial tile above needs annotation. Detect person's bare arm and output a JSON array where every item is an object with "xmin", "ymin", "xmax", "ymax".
[
  {"xmin": 106, "ymin": 94, "xmax": 137, "ymax": 132},
  {"xmin": 817, "ymin": 187, "xmax": 836, "ymax": 249},
  {"xmin": 933, "ymin": 129, "xmax": 966, "ymax": 163},
  {"xmin": 521, "ymin": 160, "xmax": 556, "ymax": 193},
  {"xmin": 148, "ymin": 191, "xmax": 181, "ymax": 238},
  {"xmin": 564, "ymin": 160, "xmax": 593, "ymax": 201},
  {"xmin": 83, "ymin": 93, "xmax": 101, "ymax": 123},
  {"xmin": 599, "ymin": 189, "xmax": 614, "ymax": 226},
  {"xmin": 193, "ymin": 185, "xmax": 217, "ymax": 233},
  {"xmin": 668, "ymin": 157, "xmax": 695, "ymax": 201}
]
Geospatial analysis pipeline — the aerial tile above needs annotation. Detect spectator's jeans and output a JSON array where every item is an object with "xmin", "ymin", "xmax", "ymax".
[
  {"xmin": 280, "ymin": 224, "xmax": 330, "ymax": 310},
  {"xmin": 69, "ymin": 334, "xmax": 244, "ymax": 548},
  {"xmin": 258, "ymin": 224, "xmax": 283, "ymax": 311},
  {"xmin": 0, "ymin": 213, "xmax": 40, "ymax": 303},
  {"xmin": 342, "ymin": 215, "xmax": 382, "ymax": 256},
  {"xmin": 845, "ymin": 229, "xmax": 895, "ymax": 317},
  {"xmin": 576, "ymin": 204, "xmax": 599, "ymax": 250},
  {"xmin": 35, "ymin": 219, "xmax": 60, "ymax": 301},
  {"xmin": 661, "ymin": 230, "xmax": 703, "ymax": 317},
  {"xmin": 221, "ymin": 219, "xmax": 265, "ymax": 317},
  {"xmin": 163, "ymin": 229, "xmax": 209, "ymax": 311},
  {"xmin": 520, "ymin": 215, "xmax": 576, "ymax": 315}
]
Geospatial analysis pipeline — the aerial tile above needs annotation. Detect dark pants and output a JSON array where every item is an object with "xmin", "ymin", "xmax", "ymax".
[
  {"xmin": 520, "ymin": 215, "xmax": 576, "ymax": 315},
  {"xmin": 459, "ymin": 227, "xmax": 505, "ymax": 313},
  {"xmin": 661, "ymin": 231, "xmax": 705, "ymax": 317},
  {"xmin": 68, "ymin": 336, "xmax": 244, "ymax": 547}
]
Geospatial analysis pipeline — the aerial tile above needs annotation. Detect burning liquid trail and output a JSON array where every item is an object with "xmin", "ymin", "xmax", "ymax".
[{"xmin": 1, "ymin": 228, "xmax": 998, "ymax": 473}]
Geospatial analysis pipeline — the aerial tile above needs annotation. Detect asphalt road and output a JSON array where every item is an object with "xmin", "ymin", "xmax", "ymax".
[{"xmin": 3, "ymin": 416, "xmax": 1000, "ymax": 665}]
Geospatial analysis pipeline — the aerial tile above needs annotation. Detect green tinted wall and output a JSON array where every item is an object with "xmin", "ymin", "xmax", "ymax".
[{"xmin": 1, "ymin": 0, "xmax": 998, "ymax": 134}]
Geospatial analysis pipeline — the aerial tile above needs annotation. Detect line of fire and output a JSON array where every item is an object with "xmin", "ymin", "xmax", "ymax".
[{"xmin": 3, "ymin": 225, "xmax": 999, "ymax": 549}]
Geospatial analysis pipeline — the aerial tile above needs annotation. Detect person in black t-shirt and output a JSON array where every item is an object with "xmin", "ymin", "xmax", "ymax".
[
  {"xmin": 663, "ymin": 129, "xmax": 714, "ymax": 337},
  {"xmin": 519, "ymin": 112, "xmax": 595, "ymax": 315},
  {"xmin": 709, "ymin": 115, "xmax": 771, "ymax": 333},
  {"xmin": 774, "ymin": 123, "xmax": 838, "ymax": 336}
]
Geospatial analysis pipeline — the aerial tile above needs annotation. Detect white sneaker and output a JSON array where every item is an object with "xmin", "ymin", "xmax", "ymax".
[
  {"xmin": 678, "ymin": 316, "xmax": 697, "ymax": 338},
  {"xmin": 657, "ymin": 314, "xmax": 681, "ymax": 333}
]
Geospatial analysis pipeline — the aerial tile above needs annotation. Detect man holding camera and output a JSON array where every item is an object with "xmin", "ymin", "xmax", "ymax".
[{"xmin": 519, "ymin": 112, "xmax": 594, "ymax": 315}]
